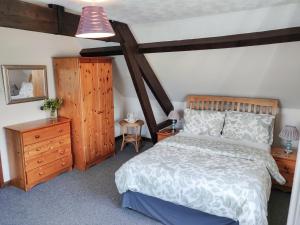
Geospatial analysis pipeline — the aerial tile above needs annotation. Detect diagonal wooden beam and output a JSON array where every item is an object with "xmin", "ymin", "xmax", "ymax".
[
  {"xmin": 112, "ymin": 22, "xmax": 159, "ymax": 142},
  {"xmin": 0, "ymin": 0, "xmax": 120, "ymax": 43},
  {"xmin": 80, "ymin": 26, "xmax": 300, "ymax": 56},
  {"xmin": 135, "ymin": 55, "xmax": 173, "ymax": 115}
]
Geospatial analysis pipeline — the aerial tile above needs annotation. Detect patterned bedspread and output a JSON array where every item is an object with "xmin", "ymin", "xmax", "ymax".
[{"xmin": 115, "ymin": 134, "xmax": 285, "ymax": 225}]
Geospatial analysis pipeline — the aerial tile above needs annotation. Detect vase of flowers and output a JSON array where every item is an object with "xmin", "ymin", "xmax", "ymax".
[{"xmin": 40, "ymin": 98, "xmax": 63, "ymax": 119}]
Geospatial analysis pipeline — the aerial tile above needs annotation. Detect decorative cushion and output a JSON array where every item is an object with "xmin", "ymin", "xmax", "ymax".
[
  {"xmin": 183, "ymin": 109, "xmax": 225, "ymax": 137},
  {"xmin": 222, "ymin": 111, "xmax": 275, "ymax": 145}
]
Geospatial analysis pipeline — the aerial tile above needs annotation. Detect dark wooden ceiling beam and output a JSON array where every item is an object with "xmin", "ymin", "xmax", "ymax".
[
  {"xmin": 112, "ymin": 21, "xmax": 159, "ymax": 142},
  {"xmin": 139, "ymin": 27, "xmax": 300, "ymax": 53},
  {"xmin": 80, "ymin": 26, "xmax": 300, "ymax": 56},
  {"xmin": 0, "ymin": 0, "xmax": 58, "ymax": 34},
  {"xmin": 0, "ymin": 0, "xmax": 120, "ymax": 43},
  {"xmin": 81, "ymin": 46, "xmax": 123, "ymax": 56},
  {"xmin": 112, "ymin": 21, "xmax": 174, "ymax": 143},
  {"xmin": 135, "ymin": 55, "xmax": 174, "ymax": 115}
]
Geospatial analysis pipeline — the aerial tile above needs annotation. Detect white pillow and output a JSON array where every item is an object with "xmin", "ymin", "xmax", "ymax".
[
  {"xmin": 18, "ymin": 82, "xmax": 33, "ymax": 97},
  {"xmin": 222, "ymin": 111, "xmax": 275, "ymax": 145},
  {"xmin": 183, "ymin": 109, "xmax": 225, "ymax": 137}
]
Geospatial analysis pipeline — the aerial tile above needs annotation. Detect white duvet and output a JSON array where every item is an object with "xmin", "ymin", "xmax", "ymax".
[{"xmin": 115, "ymin": 134, "xmax": 285, "ymax": 225}]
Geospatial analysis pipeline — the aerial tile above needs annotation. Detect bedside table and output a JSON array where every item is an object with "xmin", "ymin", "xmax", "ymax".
[
  {"xmin": 271, "ymin": 147, "xmax": 297, "ymax": 192},
  {"xmin": 157, "ymin": 128, "xmax": 179, "ymax": 142}
]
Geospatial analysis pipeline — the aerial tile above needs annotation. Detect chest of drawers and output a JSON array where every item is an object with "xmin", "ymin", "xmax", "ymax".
[{"xmin": 5, "ymin": 117, "xmax": 72, "ymax": 191}]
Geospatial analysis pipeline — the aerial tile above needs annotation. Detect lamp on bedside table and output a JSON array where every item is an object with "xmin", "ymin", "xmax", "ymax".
[
  {"xmin": 279, "ymin": 125, "xmax": 299, "ymax": 154},
  {"xmin": 168, "ymin": 110, "xmax": 180, "ymax": 133}
]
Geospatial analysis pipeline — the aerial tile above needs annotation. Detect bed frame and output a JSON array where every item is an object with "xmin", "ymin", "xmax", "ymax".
[
  {"xmin": 122, "ymin": 96, "xmax": 280, "ymax": 225},
  {"xmin": 187, "ymin": 95, "xmax": 279, "ymax": 116}
]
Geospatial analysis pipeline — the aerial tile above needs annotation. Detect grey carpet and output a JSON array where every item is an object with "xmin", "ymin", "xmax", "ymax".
[{"xmin": 0, "ymin": 140, "xmax": 290, "ymax": 225}]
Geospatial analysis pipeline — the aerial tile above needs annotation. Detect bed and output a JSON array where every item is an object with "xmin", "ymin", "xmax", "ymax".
[{"xmin": 115, "ymin": 95, "xmax": 286, "ymax": 225}]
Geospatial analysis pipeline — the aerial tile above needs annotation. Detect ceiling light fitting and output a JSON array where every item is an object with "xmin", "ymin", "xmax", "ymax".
[{"xmin": 76, "ymin": 6, "xmax": 115, "ymax": 39}]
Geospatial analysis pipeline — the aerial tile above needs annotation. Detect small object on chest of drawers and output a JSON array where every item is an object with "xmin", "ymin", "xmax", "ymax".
[
  {"xmin": 157, "ymin": 128, "xmax": 179, "ymax": 142},
  {"xmin": 5, "ymin": 117, "xmax": 72, "ymax": 191},
  {"xmin": 271, "ymin": 147, "xmax": 297, "ymax": 192}
]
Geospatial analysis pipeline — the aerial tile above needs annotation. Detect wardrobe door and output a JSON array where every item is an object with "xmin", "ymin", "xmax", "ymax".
[
  {"xmin": 80, "ymin": 59, "xmax": 100, "ymax": 164},
  {"xmin": 54, "ymin": 58, "xmax": 85, "ymax": 170},
  {"xmin": 101, "ymin": 60, "xmax": 115, "ymax": 156}
]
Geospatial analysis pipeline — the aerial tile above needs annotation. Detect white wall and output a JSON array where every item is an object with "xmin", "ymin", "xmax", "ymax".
[
  {"xmin": 112, "ymin": 4, "xmax": 300, "ymax": 147},
  {"xmin": 0, "ymin": 27, "xmax": 124, "ymax": 182}
]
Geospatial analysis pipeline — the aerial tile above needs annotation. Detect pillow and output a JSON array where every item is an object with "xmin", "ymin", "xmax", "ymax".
[
  {"xmin": 183, "ymin": 109, "xmax": 225, "ymax": 137},
  {"xmin": 222, "ymin": 111, "xmax": 275, "ymax": 145},
  {"xmin": 18, "ymin": 82, "xmax": 33, "ymax": 97}
]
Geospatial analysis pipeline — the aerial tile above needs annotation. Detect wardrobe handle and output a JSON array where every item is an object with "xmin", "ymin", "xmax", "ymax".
[{"xmin": 35, "ymin": 135, "xmax": 40, "ymax": 139}]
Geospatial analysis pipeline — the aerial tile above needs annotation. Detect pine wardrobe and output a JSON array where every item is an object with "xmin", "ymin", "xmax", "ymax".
[{"xmin": 53, "ymin": 57, "xmax": 115, "ymax": 170}]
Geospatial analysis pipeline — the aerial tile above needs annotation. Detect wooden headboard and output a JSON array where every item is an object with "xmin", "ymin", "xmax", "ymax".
[{"xmin": 186, "ymin": 95, "xmax": 279, "ymax": 116}]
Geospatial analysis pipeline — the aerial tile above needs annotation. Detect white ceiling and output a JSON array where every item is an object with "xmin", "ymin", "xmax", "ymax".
[{"xmin": 24, "ymin": 0, "xmax": 298, "ymax": 24}]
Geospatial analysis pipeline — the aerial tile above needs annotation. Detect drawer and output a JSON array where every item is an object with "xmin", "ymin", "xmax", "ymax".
[
  {"xmin": 275, "ymin": 159, "xmax": 295, "ymax": 174},
  {"xmin": 25, "ymin": 145, "xmax": 71, "ymax": 171},
  {"xmin": 26, "ymin": 156, "xmax": 72, "ymax": 185},
  {"xmin": 22, "ymin": 123, "xmax": 70, "ymax": 146},
  {"xmin": 24, "ymin": 135, "xmax": 70, "ymax": 159}
]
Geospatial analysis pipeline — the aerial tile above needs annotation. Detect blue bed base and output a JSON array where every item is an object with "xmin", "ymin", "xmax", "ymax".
[{"xmin": 122, "ymin": 191, "xmax": 239, "ymax": 225}]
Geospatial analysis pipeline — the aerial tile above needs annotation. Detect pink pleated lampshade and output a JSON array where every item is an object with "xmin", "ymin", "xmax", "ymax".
[{"xmin": 76, "ymin": 6, "xmax": 115, "ymax": 39}]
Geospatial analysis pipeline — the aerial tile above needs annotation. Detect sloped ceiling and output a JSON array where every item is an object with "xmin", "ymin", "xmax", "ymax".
[
  {"xmin": 23, "ymin": 0, "xmax": 298, "ymax": 24},
  {"xmin": 112, "ymin": 4, "xmax": 300, "ymax": 109}
]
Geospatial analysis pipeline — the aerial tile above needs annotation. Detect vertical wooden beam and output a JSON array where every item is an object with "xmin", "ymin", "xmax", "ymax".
[
  {"xmin": 112, "ymin": 22, "xmax": 159, "ymax": 142},
  {"xmin": 48, "ymin": 4, "xmax": 65, "ymax": 34}
]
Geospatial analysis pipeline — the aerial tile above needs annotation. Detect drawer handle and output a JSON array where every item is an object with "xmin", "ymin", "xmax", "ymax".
[
  {"xmin": 37, "ymin": 159, "xmax": 43, "ymax": 164},
  {"xmin": 59, "ymin": 150, "xmax": 65, "ymax": 155},
  {"xmin": 39, "ymin": 172, "xmax": 44, "ymax": 176},
  {"xmin": 61, "ymin": 162, "xmax": 66, "ymax": 166},
  {"xmin": 36, "ymin": 148, "xmax": 41, "ymax": 152},
  {"xmin": 58, "ymin": 129, "xmax": 64, "ymax": 133},
  {"xmin": 50, "ymin": 146, "xmax": 54, "ymax": 150},
  {"xmin": 35, "ymin": 135, "xmax": 40, "ymax": 139}
]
